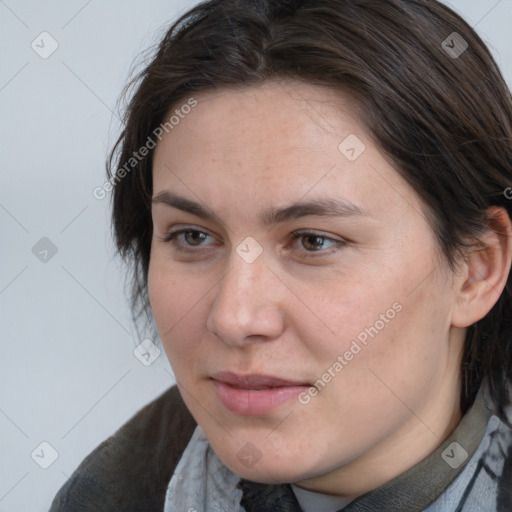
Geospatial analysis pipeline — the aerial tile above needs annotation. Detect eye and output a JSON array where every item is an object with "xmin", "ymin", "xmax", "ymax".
[
  {"xmin": 161, "ymin": 227, "xmax": 217, "ymax": 251},
  {"xmin": 290, "ymin": 230, "xmax": 346, "ymax": 256},
  {"xmin": 159, "ymin": 226, "xmax": 347, "ymax": 259}
]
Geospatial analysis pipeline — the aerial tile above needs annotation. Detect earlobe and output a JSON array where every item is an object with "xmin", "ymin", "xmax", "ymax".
[{"xmin": 452, "ymin": 206, "xmax": 512, "ymax": 329}]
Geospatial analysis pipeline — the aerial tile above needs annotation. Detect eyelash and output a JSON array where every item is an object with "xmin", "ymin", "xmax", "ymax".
[{"xmin": 160, "ymin": 227, "xmax": 347, "ymax": 258}]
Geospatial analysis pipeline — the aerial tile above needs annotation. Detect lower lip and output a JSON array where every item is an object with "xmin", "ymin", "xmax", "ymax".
[{"xmin": 213, "ymin": 380, "xmax": 310, "ymax": 416}]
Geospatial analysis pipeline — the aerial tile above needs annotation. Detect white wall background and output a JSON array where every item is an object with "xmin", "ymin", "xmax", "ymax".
[{"xmin": 0, "ymin": 1, "xmax": 510, "ymax": 510}]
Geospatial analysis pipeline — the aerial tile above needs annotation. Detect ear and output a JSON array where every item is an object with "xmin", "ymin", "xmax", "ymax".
[{"xmin": 451, "ymin": 206, "xmax": 512, "ymax": 328}]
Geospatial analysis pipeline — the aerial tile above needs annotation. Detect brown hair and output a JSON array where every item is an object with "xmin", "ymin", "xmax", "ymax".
[{"xmin": 107, "ymin": 0, "xmax": 512, "ymax": 418}]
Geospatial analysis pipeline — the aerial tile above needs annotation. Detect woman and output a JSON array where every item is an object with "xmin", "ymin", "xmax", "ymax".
[{"xmin": 50, "ymin": 0, "xmax": 512, "ymax": 510}]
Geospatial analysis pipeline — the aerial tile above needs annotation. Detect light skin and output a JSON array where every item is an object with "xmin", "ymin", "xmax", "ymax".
[{"xmin": 147, "ymin": 80, "xmax": 512, "ymax": 498}]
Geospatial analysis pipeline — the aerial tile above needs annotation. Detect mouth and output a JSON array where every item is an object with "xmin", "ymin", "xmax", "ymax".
[{"xmin": 211, "ymin": 371, "xmax": 311, "ymax": 416}]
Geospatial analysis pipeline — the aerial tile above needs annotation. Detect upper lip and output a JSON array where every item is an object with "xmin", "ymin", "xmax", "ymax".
[{"xmin": 212, "ymin": 371, "xmax": 309, "ymax": 389}]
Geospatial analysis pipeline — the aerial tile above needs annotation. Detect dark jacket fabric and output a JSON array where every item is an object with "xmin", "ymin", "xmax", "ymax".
[
  {"xmin": 49, "ymin": 385, "xmax": 512, "ymax": 511},
  {"xmin": 50, "ymin": 386, "xmax": 196, "ymax": 511}
]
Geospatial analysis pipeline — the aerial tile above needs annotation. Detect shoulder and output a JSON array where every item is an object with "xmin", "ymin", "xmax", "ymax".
[{"xmin": 49, "ymin": 385, "xmax": 197, "ymax": 512}]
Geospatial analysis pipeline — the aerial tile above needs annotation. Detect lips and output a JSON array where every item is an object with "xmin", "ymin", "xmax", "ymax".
[
  {"xmin": 212, "ymin": 371, "xmax": 308, "ymax": 389},
  {"xmin": 211, "ymin": 371, "xmax": 311, "ymax": 415}
]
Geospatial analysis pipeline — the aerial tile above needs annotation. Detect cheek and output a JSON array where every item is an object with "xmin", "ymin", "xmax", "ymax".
[
  {"xmin": 287, "ymin": 269, "xmax": 394, "ymax": 362},
  {"xmin": 343, "ymin": 282, "xmax": 452, "ymax": 404},
  {"xmin": 147, "ymin": 255, "xmax": 212, "ymax": 367},
  {"xmin": 148, "ymin": 248, "xmax": 197, "ymax": 327},
  {"xmin": 298, "ymin": 259, "xmax": 451, "ymax": 395}
]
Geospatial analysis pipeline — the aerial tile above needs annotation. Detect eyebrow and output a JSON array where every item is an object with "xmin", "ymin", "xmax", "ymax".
[{"xmin": 151, "ymin": 191, "xmax": 369, "ymax": 226}]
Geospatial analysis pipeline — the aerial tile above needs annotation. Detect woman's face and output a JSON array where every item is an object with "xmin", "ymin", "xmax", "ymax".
[{"xmin": 148, "ymin": 80, "xmax": 465, "ymax": 493}]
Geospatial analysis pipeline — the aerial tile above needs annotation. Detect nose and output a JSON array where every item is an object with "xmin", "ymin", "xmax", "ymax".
[{"xmin": 206, "ymin": 250, "xmax": 286, "ymax": 346}]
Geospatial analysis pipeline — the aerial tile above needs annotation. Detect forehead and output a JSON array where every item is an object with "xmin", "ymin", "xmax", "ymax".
[
  {"xmin": 153, "ymin": 80, "xmax": 359, "ymax": 175},
  {"xmin": 151, "ymin": 80, "xmax": 421, "ymax": 226}
]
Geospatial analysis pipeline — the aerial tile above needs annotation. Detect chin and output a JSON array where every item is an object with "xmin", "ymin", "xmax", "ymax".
[{"xmin": 212, "ymin": 443, "xmax": 315, "ymax": 484}]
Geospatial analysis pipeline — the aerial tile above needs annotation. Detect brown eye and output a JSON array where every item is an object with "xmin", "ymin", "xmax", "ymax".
[
  {"xmin": 162, "ymin": 228, "xmax": 216, "ymax": 251},
  {"xmin": 301, "ymin": 234, "xmax": 328, "ymax": 251},
  {"xmin": 289, "ymin": 230, "xmax": 346, "ymax": 258},
  {"xmin": 183, "ymin": 231, "xmax": 208, "ymax": 246}
]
